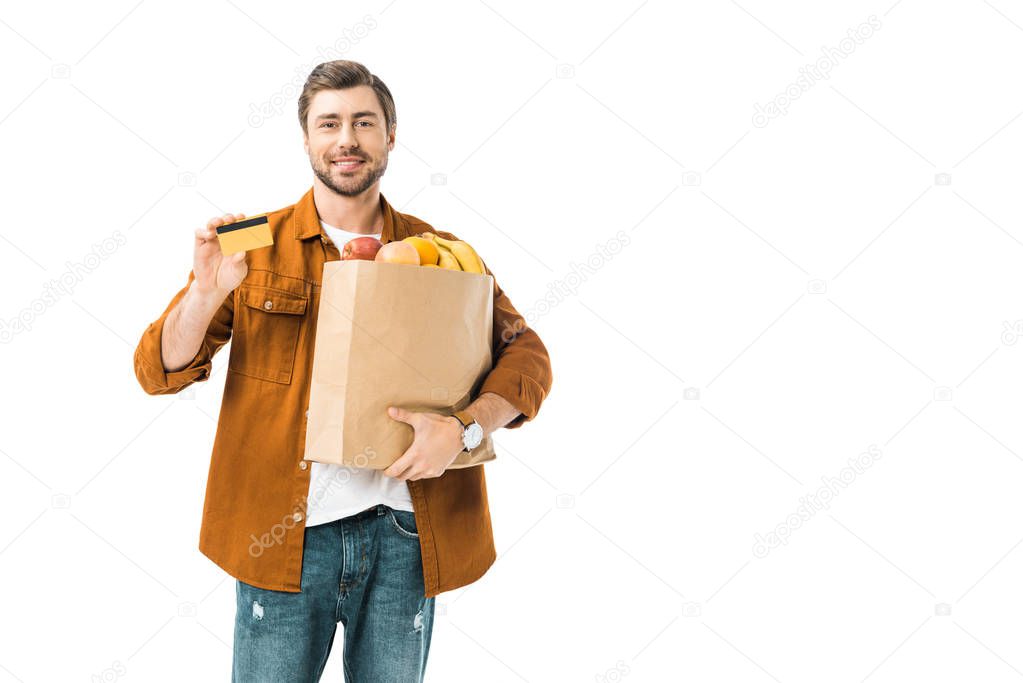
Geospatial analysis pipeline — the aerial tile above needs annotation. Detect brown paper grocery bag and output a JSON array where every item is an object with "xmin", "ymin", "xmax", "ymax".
[{"xmin": 303, "ymin": 260, "xmax": 497, "ymax": 470}]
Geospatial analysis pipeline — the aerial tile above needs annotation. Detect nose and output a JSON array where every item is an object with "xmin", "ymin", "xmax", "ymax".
[{"xmin": 337, "ymin": 120, "xmax": 359, "ymax": 150}]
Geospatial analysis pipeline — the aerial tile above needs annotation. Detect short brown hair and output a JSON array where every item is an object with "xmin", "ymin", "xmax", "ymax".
[{"xmin": 298, "ymin": 60, "xmax": 396, "ymax": 136}]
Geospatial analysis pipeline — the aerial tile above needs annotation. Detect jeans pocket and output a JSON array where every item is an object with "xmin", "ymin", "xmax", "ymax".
[{"xmin": 387, "ymin": 508, "xmax": 420, "ymax": 538}]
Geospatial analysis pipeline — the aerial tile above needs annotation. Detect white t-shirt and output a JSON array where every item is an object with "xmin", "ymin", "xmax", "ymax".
[{"xmin": 305, "ymin": 220, "xmax": 415, "ymax": 526}]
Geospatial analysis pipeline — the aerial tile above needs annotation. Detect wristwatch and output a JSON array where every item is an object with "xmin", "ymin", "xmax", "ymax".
[{"xmin": 451, "ymin": 409, "xmax": 484, "ymax": 452}]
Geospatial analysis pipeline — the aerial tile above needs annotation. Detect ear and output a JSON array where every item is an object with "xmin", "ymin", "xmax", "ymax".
[
  {"xmin": 388, "ymin": 123, "xmax": 396, "ymax": 152},
  {"xmin": 302, "ymin": 131, "xmax": 309, "ymax": 155}
]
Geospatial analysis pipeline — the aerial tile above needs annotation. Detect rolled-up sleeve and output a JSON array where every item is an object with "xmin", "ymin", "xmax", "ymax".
[
  {"xmin": 133, "ymin": 270, "xmax": 234, "ymax": 396},
  {"xmin": 476, "ymin": 257, "xmax": 553, "ymax": 429}
]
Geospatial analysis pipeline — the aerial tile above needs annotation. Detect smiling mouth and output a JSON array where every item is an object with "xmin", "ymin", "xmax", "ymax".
[{"xmin": 332, "ymin": 160, "xmax": 365, "ymax": 172}]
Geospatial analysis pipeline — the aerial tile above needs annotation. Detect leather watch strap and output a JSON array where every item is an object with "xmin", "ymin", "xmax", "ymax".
[{"xmin": 452, "ymin": 409, "xmax": 475, "ymax": 429}]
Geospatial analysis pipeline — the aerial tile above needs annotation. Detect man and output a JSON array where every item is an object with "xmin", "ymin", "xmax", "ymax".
[{"xmin": 133, "ymin": 60, "xmax": 553, "ymax": 682}]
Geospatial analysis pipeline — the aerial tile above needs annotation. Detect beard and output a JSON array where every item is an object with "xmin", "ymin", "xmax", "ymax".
[{"xmin": 311, "ymin": 150, "xmax": 388, "ymax": 197}]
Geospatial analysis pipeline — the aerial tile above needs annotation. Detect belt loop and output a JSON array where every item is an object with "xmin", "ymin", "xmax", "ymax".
[{"xmin": 376, "ymin": 504, "xmax": 385, "ymax": 516}]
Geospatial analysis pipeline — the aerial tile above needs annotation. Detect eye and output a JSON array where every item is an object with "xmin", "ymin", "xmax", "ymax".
[
  {"xmin": 320, "ymin": 122, "xmax": 336, "ymax": 128},
  {"xmin": 356, "ymin": 121, "xmax": 373, "ymax": 127}
]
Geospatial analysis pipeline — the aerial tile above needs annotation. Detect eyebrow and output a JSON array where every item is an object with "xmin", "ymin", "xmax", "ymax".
[{"xmin": 314, "ymin": 111, "xmax": 380, "ymax": 121}]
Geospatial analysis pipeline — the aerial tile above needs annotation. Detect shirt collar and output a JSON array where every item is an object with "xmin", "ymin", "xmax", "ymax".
[{"xmin": 292, "ymin": 186, "xmax": 397, "ymax": 243}]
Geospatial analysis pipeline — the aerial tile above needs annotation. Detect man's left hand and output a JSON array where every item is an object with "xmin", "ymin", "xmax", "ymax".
[{"xmin": 383, "ymin": 406, "xmax": 464, "ymax": 481}]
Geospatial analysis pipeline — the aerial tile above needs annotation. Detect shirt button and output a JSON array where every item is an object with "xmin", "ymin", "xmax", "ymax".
[
  {"xmin": 299, "ymin": 461, "xmax": 308, "ymax": 470},
  {"xmin": 293, "ymin": 512, "xmax": 303, "ymax": 522},
  {"xmin": 263, "ymin": 300, "xmax": 273, "ymax": 310}
]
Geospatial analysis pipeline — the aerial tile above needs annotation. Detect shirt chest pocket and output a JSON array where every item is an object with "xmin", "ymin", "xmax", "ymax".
[{"xmin": 229, "ymin": 285, "xmax": 309, "ymax": 384}]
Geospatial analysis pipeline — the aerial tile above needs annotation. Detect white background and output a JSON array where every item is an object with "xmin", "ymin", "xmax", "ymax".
[{"xmin": 1, "ymin": 0, "xmax": 1022, "ymax": 681}]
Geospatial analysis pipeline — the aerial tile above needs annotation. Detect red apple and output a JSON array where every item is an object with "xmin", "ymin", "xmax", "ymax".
[{"xmin": 342, "ymin": 236, "xmax": 383, "ymax": 261}]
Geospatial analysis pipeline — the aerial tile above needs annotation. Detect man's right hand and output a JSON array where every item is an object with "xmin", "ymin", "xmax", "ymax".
[{"xmin": 194, "ymin": 214, "xmax": 249, "ymax": 297}]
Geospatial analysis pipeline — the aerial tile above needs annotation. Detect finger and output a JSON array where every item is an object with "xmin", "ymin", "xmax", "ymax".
[
  {"xmin": 207, "ymin": 216, "xmax": 226, "ymax": 230},
  {"xmin": 384, "ymin": 451, "xmax": 415, "ymax": 479},
  {"xmin": 218, "ymin": 213, "xmax": 245, "ymax": 231},
  {"xmin": 388, "ymin": 406, "xmax": 416, "ymax": 426},
  {"xmin": 195, "ymin": 228, "xmax": 218, "ymax": 248}
]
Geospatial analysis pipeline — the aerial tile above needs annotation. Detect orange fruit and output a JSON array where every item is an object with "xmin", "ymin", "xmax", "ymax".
[{"xmin": 403, "ymin": 236, "xmax": 439, "ymax": 266}]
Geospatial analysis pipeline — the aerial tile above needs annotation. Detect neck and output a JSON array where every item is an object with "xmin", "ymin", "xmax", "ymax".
[{"xmin": 312, "ymin": 178, "xmax": 383, "ymax": 234}]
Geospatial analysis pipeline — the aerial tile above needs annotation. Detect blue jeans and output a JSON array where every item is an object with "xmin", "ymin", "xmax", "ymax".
[{"xmin": 232, "ymin": 503, "xmax": 435, "ymax": 682}]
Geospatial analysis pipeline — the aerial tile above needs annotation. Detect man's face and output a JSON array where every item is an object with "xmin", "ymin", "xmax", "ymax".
[{"xmin": 303, "ymin": 86, "xmax": 394, "ymax": 197}]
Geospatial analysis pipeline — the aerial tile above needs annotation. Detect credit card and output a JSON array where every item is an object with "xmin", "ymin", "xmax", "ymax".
[{"xmin": 216, "ymin": 214, "xmax": 273, "ymax": 255}]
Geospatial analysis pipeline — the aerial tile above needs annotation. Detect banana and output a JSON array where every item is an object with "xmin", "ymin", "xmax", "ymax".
[
  {"xmin": 431, "ymin": 235, "xmax": 484, "ymax": 274},
  {"xmin": 435, "ymin": 242, "xmax": 462, "ymax": 270}
]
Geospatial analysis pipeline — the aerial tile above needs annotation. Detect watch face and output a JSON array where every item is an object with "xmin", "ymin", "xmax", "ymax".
[{"xmin": 464, "ymin": 423, "xmax": 484, "ymax": 449}]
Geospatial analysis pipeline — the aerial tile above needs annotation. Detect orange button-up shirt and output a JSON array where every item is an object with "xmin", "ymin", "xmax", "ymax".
[{"xmin": 133, "ymin": 187, "xmax": 553, "ymax": 597}]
